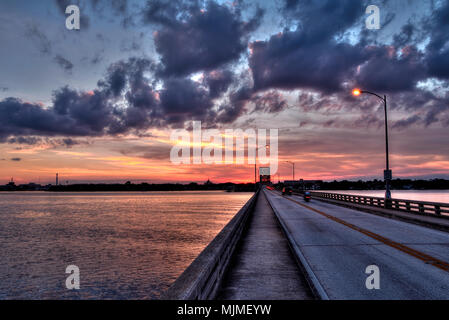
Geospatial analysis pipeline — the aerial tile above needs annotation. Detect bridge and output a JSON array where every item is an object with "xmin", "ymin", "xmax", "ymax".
[{"xmin": 162, "ymin": 188, "xmax": 449, "ymax": 300}]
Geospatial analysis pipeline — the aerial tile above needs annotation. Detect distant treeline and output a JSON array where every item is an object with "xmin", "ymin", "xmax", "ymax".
[
  {"xmin": 47, "ymin": 182, "xmax": 256, "ymax": 192},
  {"xmin": 301, "ymin": 179, "xmax": 449, "ymax": 190},
  {"xmin": 3, "ymin": 179, "xmax": 449, "ymax": 192}
]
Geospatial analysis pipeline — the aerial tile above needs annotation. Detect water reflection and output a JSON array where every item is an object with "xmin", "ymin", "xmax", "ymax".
[{"xmin": 0, "ymin": 191, "xmax": 252, "ymax": 299}]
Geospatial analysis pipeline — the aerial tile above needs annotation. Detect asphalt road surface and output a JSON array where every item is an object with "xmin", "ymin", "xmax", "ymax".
[{"xmin": 265, "ymin": 189, "xmax": 449, "ymax": 300}]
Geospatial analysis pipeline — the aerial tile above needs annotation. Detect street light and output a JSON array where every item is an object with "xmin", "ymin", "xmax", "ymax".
[
  {"xmin": 352, "ymin": 88, "xmax": 392, "ymax": 199},
  {"xmin": 285, "ymin": 161, "xmax": 295, "ymax": 181},
  {"xmin": 255, "ymin": 145, "xmax": 269, "ymax": 187}
]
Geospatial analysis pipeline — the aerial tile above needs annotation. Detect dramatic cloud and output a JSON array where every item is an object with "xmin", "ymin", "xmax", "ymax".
[
  {"xmin": 424, "ymin": 0, "xmax": 449, "ymax": 79},
  {"xmin": 250, "ymin": 35, "xmax": 365, "ymax": 92},
  {"xmin": 0, "ymin": 56, "xmax": 239, "ymax": 140},
  {"xmin": 216, "ymin": 85, "xmax": 253, "ymax": 124},
  {"xmin": 145, "ymin": 0, "xmax": 264, "ymax": 76},
  {"xmin": 203, "ymin": 69, "xmax": 234, "ymax": 99},
  {"xmin": 355, "ymin": 46, "xmax": 427, "ymax": 92},
  {"xmin": 249, "ymin": 0, "xmax": 366, "ymax": 93},
  {"xmin": 2, "ymin": 0, "xmax": 449, "ymax": 144}
]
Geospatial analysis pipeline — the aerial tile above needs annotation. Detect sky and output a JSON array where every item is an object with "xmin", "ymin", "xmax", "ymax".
[{"xmin": 1, "ymin": 0, "xmax": 449, "ymax": 184}]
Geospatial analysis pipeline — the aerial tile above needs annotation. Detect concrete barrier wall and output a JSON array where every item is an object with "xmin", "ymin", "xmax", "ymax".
[{"xmin": 161, "ymin": 190, "xmax": 260, "ymax": 300}]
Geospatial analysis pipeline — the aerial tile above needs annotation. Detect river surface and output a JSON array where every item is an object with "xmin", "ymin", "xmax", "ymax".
[
  {"xmin": 0, "ymin": 191, "xmax": 252, "ymax": 299},
  {"xmin": 318, "ymin": 190, "xmax": 449, "ymax": 203}
]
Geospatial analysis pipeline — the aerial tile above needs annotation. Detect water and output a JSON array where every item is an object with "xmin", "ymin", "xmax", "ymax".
[
  {"xmin": 318, "ymin": 190, "xmax": 449, "ymax": 204},
  {"xmin": 0, "ymin": 191, "xmax": 253, "ymax": 299}
]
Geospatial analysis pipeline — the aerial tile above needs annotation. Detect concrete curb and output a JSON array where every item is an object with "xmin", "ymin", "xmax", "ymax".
[{"xmin": 264, "ymin": 189, "xmax": 330, "ymax": 300}]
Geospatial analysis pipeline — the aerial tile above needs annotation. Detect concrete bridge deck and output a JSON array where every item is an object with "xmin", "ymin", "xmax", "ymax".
[
  {"xmin": 216, "ymin": 191, "xmax": 313, "ymax": 300},
  {"xmin": 164, "ymin": 188, "xmax": 449, "ymax": 300},
  {"xmin": 265, "ymin": 189, "xmax": 449, "ymax": 299}
]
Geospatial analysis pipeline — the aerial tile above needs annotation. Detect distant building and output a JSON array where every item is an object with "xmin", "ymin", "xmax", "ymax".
[{"xmin": 259, "ymin": 167, "xmax": 271, "ymax": 184}]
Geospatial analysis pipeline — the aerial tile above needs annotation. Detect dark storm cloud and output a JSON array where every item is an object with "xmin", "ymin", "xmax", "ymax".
[
  {"xmin": 246, "ymin": 0, "xmax": 449, "ymax": 130},
  {"xmin": 249, "ymin": 0, "xmax": 431, "ymax": 94},
  {"xmin": 98, "ymin": 57, "xmax": 154, "ymax": 97},
  {"xmin": 159, "ymin": 77, "xmax": 215, "ymax": 126},
  {"xmin": 0, "ymin": 90, "xmax": 118, "ymax": 142},
  {"xmin": 145, "ymin": 0, "xmax": 264, "ymax": 77},
  {"xmin": 0, "ymin": 55, "xmax": 238, "ymax": 141},
  {"xmin": 424, "ymin": 0, "xmax": 449, "ymax": 79},
  {"xmin": 203, "ymin": 69, "xmax": 234, "ymax": 99},
  {"xmin": 355, "ymin": 46, "xmax": 427, "ymax": 92},
  {"xmin": 249, "ymin": 0, "xmax": 367, "ymax": 93},
  {"xmin": 216, "ymin": 85, "xmax": 253, "ymax": 124},
  {"xmin": 3, "ymin": 0, "xmax": 449, "ymax": 144},
  {"xmin": 0, "ymin": 58, "xmax": 154, "ymax": 141},
  {"xmin": 250, "ymin": 35, "xmax": 365, "ymax": 92},
  {"xmin": 54, "ymin": 55, "xmax": 74, "ymax": 72}
]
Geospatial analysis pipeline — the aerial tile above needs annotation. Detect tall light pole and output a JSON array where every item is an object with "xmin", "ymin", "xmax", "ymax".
[
  {"xmin": 255, "ymin": 145, "xmax": 269, "ymax": 187},
  {"xmin": 285, "ymin": 161, "xmax": 295, "ymax": 181},
  {"xmin": 353, "ymin": 88, "xmax": 392, "ymax": 199}
]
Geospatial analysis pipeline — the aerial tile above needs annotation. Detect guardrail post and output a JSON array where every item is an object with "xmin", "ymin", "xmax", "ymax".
[
  {"xmin": 384, "ymin": 198, "xmax": 391, "ymax": 209},
  {"xmin": 435, "ymin": 205, "xmax": 441, "ymax": 216},
  {"xmin": 405, "ymin": 202, "xmax": 411, "ymax": 211},
  {"xmin": 419, "ymin": 203, "xmax": 424, "ymax": 214}
]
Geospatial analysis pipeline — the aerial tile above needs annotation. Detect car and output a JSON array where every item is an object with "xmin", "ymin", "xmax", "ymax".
[
  {"xmin": 282, "ymin": 187, "xmax": 292, "ymax": 196},
  {"xmin": 304, "ymin": 191, "xmax": 311, "ymax": 202}
]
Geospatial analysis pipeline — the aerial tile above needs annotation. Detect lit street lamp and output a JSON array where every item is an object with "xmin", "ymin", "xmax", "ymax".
[{"xmin": 352, "ymin": 88, "xmax": 392, "ymax": 199}]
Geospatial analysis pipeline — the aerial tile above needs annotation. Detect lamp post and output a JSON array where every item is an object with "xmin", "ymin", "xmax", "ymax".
[
  {"xmin": 285, "ymin": 161, "xmax": 295, "ymax": 181},
  {"xmin": 352, "ymin": 89, "xmax": 392, "ymax": 199},
  {"xmin": 255, "ymin": 145, "xmax": 269, "ymax": 187}
]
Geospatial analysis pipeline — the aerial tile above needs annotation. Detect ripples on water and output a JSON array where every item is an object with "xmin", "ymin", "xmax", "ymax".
[{"xmin": 0, "ymin": 191, "xmax": 252, "ymax": 299}]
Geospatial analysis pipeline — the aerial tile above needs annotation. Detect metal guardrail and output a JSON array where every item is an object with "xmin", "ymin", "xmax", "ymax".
[
  {"xmin": 161, "ymin": 189, "xmax": 259, "ymax": 300},
  {"xmin": 309, "ymin": 192, "xmax": 449, "ymax": 218}
]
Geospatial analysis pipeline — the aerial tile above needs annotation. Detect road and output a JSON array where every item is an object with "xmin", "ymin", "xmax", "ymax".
[{"xmin": 265, "ymin": 189, "xmax": 449, "ymax": 299}]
